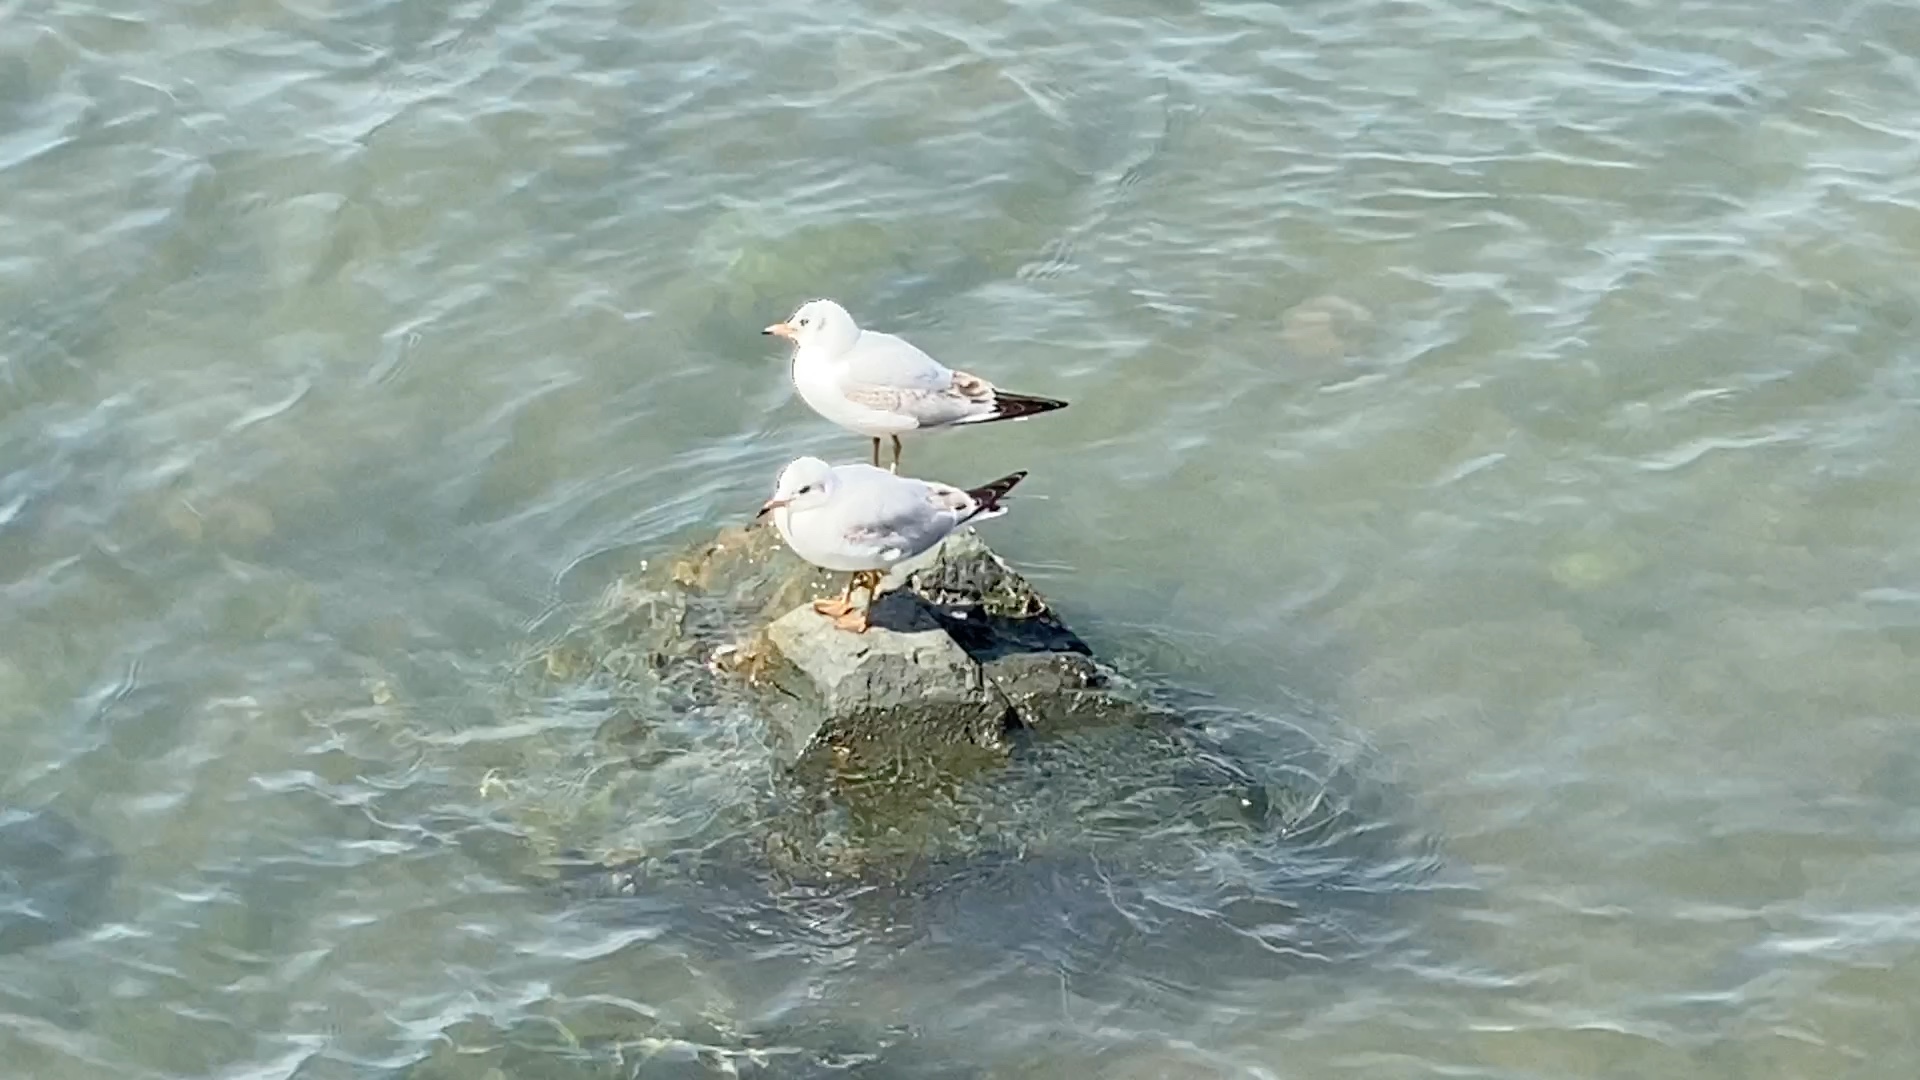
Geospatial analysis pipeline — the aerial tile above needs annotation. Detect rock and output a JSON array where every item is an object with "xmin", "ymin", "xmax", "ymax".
[
  {"xmin": 525, "ymin": 518, "xmax": 1435, "ymax": 898},
  {"xmin": 759, "ymin": 528, "xmax": 1181, "ymax": 774},
  {"xmin": 762, "ymin": 591, "xmax": 1013, "ymax": 767},
  {"xmin": 467, "ymin": 511, "xmax": 1455, "ymax": 1078},
  {"xmin": 971, "ymin": 649, "xmax": 1167, "ymax": 732},
  {"xmin": 1279, "ymin": 294, "xmax": 1375, "ymax": 362}
]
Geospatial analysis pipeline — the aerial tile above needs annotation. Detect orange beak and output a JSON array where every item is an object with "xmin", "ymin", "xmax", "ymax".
[
  {"xmin": 762, "ymin": 322, "xmax": 797, "ymax": 340},
  {"xmin": 755, "ymin": 497, "xmax": 789, "ymax": 521}
]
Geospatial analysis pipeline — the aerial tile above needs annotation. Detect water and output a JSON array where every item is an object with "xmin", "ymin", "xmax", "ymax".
[{"xmin": 5, "ymin": 0, "xmax": 1920, "ymax": 1074}]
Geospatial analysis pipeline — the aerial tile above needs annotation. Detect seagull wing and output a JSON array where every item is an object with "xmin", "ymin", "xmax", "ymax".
[{"xmin": 833, "ymin": 470, "xmax": 962, "ymax": 564}]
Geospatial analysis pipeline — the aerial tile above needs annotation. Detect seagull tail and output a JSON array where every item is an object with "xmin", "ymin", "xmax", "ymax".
[
  {"xmin": 963, "ymin": 391, "xmax": 1069, "ymax": 424},
  {"xmin": 958, "ymin": 471, "xmax": 1028, "ymax": 526}
]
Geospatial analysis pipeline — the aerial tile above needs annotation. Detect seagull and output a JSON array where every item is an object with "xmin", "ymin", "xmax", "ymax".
[
  {"xmin": 763, "ymin": 299, "xmax": 1068, "ymax": 472},
  {"xmin": 755, "ymin": 456, "xmax": 1026, "ymax": 633}
]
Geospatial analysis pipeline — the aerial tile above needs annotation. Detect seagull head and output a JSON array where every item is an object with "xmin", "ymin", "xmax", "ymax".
[
  {"xmin": 762, "ymin": 299, "xmax": 859, "ymax": 354},
  {"xmin": 757, "ymin": 456, "xmax": 836, "ymax": 519}
]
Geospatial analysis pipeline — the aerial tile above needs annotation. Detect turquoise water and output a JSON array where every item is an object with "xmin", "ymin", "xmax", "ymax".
[{"xmin": 5, "ymin": 0, "xmax": 1920, "ymax": 1075}]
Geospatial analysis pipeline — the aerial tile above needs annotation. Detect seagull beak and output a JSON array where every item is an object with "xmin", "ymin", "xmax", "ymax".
[
  {"xmin": 754, "ymin": 497, "xmax": 789, "ymax": 521},
  {"xmin": 763, "ymin": 322, "xmax": 797, "ymax": 340}
]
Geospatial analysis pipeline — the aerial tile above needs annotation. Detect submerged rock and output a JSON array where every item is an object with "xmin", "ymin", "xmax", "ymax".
[
  {"xmin": 478, "ymin": 522, "xmax": 1446, "ymax": 1073},
  {"xmin": 529, "ymin": 520, "xmax": 1434, "ymax": 900},
  {"xmin": 0, "ymin": 806, "xmax": 118, "ymax": 955},
  {"xmin": 392, "ymin": 1009, "xmax": 985, "ymax": 1080}
]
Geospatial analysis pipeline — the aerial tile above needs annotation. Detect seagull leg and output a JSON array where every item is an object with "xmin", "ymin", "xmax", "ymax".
[
  {"xmin": 812, "ymin": 576, "xmax": 857, "ymax": 619},
  {"xmin": 889, "ymin": 435, "xmax": 903, "ymax": 474},
  {"xmin": 870, "ymin": 437, "xmax": 882, "ymax": 468},
  {"xmin": 831, "ymin": 570, "xmax": 877, "ymax": 632}
]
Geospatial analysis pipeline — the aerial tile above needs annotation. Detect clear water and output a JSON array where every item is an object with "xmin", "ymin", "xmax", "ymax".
[{"xmin": 5, "ymin": 0, "xmax": 1920, "ymax": 1075}]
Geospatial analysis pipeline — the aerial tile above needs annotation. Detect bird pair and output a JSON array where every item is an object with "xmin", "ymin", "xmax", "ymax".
[{"xmin": 756, "ymin": 299, "xmax": 1068, "ymax": 633}]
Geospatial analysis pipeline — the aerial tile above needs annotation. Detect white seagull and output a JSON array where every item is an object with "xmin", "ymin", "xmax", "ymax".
[
  {"xmin": 756, "ymin": 456, "xmax": 1026, "ymax": 633},
  {"xmin": 763, "ymin": 299, "xmax": 1068, "ymax": 472}
]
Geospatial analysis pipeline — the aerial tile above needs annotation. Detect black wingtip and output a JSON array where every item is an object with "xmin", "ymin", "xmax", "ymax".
[
  {"xmin": 988, "ymin": 393, "xmax": 1069, "ymax": 422},
  {"xmin": 965, "ymin": 470, "xmax": 1028, "ymax": 512}
]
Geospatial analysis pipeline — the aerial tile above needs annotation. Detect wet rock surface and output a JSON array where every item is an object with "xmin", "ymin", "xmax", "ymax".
[
  {"xmin": 755, "ymin": 529, "xmax": 1179, "ymax": 775},
  {"xmin": 763, "ymin": 593, "xmax": 1012, "ymax": 766}
]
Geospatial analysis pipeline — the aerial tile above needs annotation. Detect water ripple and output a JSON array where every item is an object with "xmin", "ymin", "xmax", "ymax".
[{"xmin": 4, "ymin": 0, "xmax": 1920, "ymax": 1075}]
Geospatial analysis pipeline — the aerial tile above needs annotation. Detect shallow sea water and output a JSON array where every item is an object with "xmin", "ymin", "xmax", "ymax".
[{"xmin": 5, "ymin": 0, "xmax": 1920, "ymax": 1075}]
